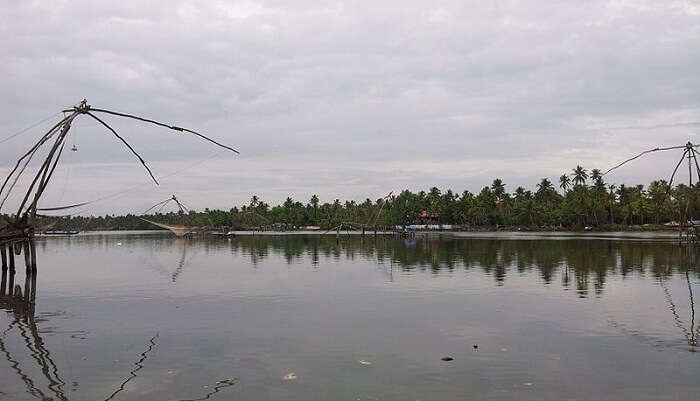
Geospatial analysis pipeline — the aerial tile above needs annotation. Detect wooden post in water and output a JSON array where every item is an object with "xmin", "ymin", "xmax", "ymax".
[
  {"xmin": 30, "ymin": 240, "xmax": 37, "ymax": 273},
  {"xmin": 1, "ymin": 243, "xmax": 7, "ymax": 270},
  {"xmin": 23, "ymin": 241, "xmax": 31, "ymax": 274},
  {"xmin": 30, "ymin": 270, "xmax": 37, "ymax": 302},
  {"xmin": 24, "ymin": 273, "xmax": 31, "ymax": 302},
  {"xmin": 8, "ymin": 243, "xmax": 15, "ymax": 274},
  {"xmin": 0, "ymin": 264, "xmax": 6, "ymax": 296},
  {"xmin": 7, "ymin": 263, "xmax": 14, "ymax": 296}
]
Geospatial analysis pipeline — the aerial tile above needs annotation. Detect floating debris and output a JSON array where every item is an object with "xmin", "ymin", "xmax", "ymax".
[
  {"xmin": 472, "ymin": 344, "xmax": 479, "ymax": 350},
  {"xmin": 500, "ymin": 348, "xmax": 508, "ymax": 352},
  {"xmin": 358, "ymin": 360, "xmax": 373, "ymax": 365},
  {"xmin": 216, "ymin": 377, "xmax": 237, "ymax": 385},
  {"xmin": 440, "ymin": 356, "xmax": 454, "ymax": 361},
  {"xmin": 523, "ymin": 382, "xmax": 533, "ymax": 386},
  {"xmin": 282, "ymin": 372, "xmax": 297, "ymax": 381}
]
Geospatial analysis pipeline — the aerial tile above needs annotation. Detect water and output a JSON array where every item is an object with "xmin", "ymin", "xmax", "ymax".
[{"xmin": 1, "ymin": 232, "xmax": 698, "ymax": 401}]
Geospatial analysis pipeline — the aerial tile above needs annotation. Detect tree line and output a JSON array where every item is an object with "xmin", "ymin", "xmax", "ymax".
[{"xmin": 17, "ymin": 165, "xmax": 700, "ymax": 231}]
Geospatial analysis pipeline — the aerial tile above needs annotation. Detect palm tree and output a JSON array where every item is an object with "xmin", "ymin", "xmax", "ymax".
[
  {"xmin": 572, "ymin": 165, "xmax": 588, "ymax": 186},
  {"xmin": 559, "ymin": 174, "xmax": 571, "ymax": 193},
  {"xmin": 491, "ymin": 179, "xmax": 508, "ymax": 224},
  {"xmin": 491, "ymin": 179, "xmax": 506, "ymax": 198},
  {"xmin": 309, "ymin": 194, "xmax": 320, "ymax": 224},
  {"xmin": 608, "ymin": 184, "xmax": 616, "ymax": 224},
  {"xmin": 537, "ymin": 178, "xmax": 553, "ymax": 192}
]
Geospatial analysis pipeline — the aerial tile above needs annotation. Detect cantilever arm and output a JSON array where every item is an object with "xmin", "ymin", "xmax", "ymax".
[
  {"xmin": 37, "ymin": 202, "xmax": 91, "ymax": 212},
  {"xmin": 85, "ymin": 112, "xmax": 159, "ymax": 185},
  {"xmin": 86, "ymin": 108, "xmax": 239, "ymax": 154},
  {"xmin": 603, "ymin": 145, "xmax": 688, "ymax": 176}
]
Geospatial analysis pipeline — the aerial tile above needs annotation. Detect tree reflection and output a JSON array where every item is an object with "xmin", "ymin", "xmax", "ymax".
[{"xmin": 221, "ymin": 235, "xmax": 699, "ymax": 297}]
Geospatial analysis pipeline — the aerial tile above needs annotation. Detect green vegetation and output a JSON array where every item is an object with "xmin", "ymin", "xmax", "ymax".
[{"xmin": 20, "ymin": 166, "xmax": 700, "ymax": 231}]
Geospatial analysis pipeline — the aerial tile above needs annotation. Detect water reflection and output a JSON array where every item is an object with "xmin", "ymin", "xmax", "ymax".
[
  {"xmin": 103, "ymin": 332, "xmax": 159, "ymax": 401},
  {"xmin": 0, "ymin": 270, "xmax": 69, "ymax": 400},
  {"xmin": 219, "ymin": 235, "xmax": 700, "ymax": 348},
  {"xmin": 217, "ymin": 235, "xmax": 699, "ymax": 296},
  {"xmin": 661, "ymin": 272, "xmax": 697, "ymax": 347},
  {"xmin": 2, "ymin": 234, "xmax": 697, "ymax": 400},
  {"xmin": 1, "ymin": 266, "xmax": 236, "ymax": 401}
]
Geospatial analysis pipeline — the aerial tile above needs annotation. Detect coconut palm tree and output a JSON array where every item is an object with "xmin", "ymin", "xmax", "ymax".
[
  {"xmin": 572, "ymin": 165, "xmax": 588, "ymax": 186},
  {"xmin": 537, "ymin": 178, "xmax": 553, "ymax": 192},
  {"xmin": 607, "ymin": 184, "xmax": 617, "ymax": 223},
  {"xmin": 559, "ymin": 174, "xmax": 571, "ymax": 193}
]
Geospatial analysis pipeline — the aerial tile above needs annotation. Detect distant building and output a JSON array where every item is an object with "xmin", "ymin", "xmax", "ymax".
[{"xmin": 417, "ymin": 210, "xmax": 439, "ymax": 224}]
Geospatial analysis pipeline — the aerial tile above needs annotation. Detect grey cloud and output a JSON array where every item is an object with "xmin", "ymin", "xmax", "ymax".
[{"xmin": 1, "ymin": 0, "xmax": 698, "ymax": 214}]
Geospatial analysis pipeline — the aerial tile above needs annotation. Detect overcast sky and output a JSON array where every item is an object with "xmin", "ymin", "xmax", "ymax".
[{"xmin": 1, "ymin": 0, "xmax": 699, "ymax": 215}]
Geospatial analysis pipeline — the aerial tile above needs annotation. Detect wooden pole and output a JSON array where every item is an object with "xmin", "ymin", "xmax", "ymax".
[
  {"xmin": 1, "ymin": 243, "xmax": 7, "ymax": 270},
  {"xmin": 29, "ymin": 271, "xmax": 36, "ymax": 302},
  {"xmin": 8, "ymin": 243, "xmax": 15, "ymax": 273},
  {"xmin": 7, "ymin": 264, "xmax": 14, "ymax": 296},
  {"xmin": 30, "ymin": 239, "xmax": 37, "ymax": 273},
  {"xmin": 23, "ymin": 241, "xmax": 31, "ymax": 273},
  {"xmin": 24, "ymin": 273, "xmax": 31, "ymax": 302},
  {"xmin": 0, "ymin": 264, "xmax": 6, "ymax": 296}
]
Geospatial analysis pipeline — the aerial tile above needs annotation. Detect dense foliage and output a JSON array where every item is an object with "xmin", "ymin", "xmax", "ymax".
[{"xmin": 13, "ymin": 166, "xmax": 700, "ymax": 231}]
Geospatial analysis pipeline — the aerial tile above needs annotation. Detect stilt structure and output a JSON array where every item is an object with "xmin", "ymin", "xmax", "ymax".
[
  {"xmin": 0, "ymin": 100, "xmax": 238, "ymax": 268},
  {"xmin": 140, "ymin": 195, "xmax": 204, "ymax": 237},
  {"xmin": 604, "ymin": 142, "xmax": 700, "ymax": 245},
  {"xmin": 323, "ymin": 191, "xmax": 394, "ymax": 240}
]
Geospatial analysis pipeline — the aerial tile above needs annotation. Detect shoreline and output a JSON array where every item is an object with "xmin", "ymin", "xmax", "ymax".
[{"xmin": 42, "ymin": 228, "xmax": 684, "ymax": 240}]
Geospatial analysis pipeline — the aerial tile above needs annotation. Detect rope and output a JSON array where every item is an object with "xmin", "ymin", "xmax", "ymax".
[
  {"xmin": 0, "ymin": 112, "xmax": 62, "ymax": 145},
  {"xmin": 37, "ymin": 149, "xmax": 224, "ymax": 217}
]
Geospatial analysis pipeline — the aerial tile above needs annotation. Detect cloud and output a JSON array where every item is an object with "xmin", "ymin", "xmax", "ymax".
[{"xmin": 1, "ymin": 0, "xmax": 698, "ymax": 214}]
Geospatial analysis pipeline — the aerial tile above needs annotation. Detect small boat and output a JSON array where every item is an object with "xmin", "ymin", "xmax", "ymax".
[
  {"xmin": 210, "ymin": 231, "xmax": 236, "ymax": 237},
  {"xmin": 41, "ymin": 230, "xmax": 79, "ymax": 235}
]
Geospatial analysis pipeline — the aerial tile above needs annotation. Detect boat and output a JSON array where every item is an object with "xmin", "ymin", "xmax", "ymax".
[{"xmin": 41, "ymin": 230, "xmax": 79, "ymax": 235}]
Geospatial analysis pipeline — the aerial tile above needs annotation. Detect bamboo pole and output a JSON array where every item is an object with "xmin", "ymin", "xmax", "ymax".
[
  {"xmin": 29, "ymin": 271, "xmax": 36, "ymax": 302},
  {"xmin": 88, "ymin": 107, "xmax": 239, "ymax": 154},
  {"xmin": 7, "ymin": 263, "xmax": 14, "ymax": 295},
  {"xmin": 30, "ymin": 240, "xmax": 37, "ymax": 274},
  {"xmin": 9, "ymin": 244, "xmax": 15, "ymax": 273},
  {"xmin": 86, "ymin": 112, "xmax": 158, "ymax": 184},
  {"xmin": 1, "ymin": 243, "xmax": 7, "ymax": 270},
  {"xmin": 24, "ymin": 273, "xmax": 31, "ymax": 303},
  {"xmin": 1, "ymin": 265, "xmax": 6, "ymax": 296},
  {"xmin": 17, "ymin": 117, "xmax": 75, "ymax": 216},
  {"xmin": 0, "ymin": 113, "xmax": 73, "ymax": 204},
  {"xmin": 23, "ymin": 241, "xmax": 31, "ymax": 273}
]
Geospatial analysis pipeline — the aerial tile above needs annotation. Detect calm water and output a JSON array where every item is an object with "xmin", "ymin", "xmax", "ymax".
[{"xmin": 1, "ymin": 232, "xmax": 698, "ymax": 401}]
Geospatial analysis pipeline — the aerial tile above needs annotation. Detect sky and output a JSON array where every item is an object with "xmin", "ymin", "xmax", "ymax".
[{"xmin": 1, "ymin": 0, "xmax": 699, "ymax": 215}]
